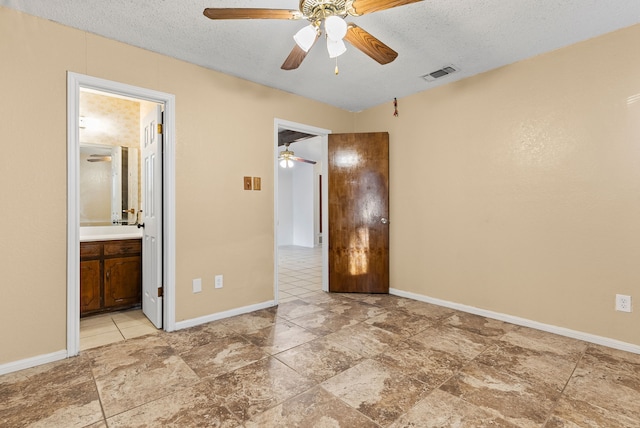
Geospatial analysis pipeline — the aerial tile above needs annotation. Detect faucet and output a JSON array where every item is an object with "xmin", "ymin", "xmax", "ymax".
[{"xmin": 119, "ymin": 209, "xmax": 137, "ymax": 225}]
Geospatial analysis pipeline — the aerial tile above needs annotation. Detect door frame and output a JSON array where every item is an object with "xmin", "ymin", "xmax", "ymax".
[
  {"xmin": 66, "ymin": 72, "xmax": 176, "ymax": 356},
  {"xmin": 273, "ymin": 119, "xmax": 330, "ymax": 302}
]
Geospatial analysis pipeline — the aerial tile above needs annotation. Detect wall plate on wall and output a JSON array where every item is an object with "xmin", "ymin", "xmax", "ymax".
[{"xmin": 615, "ymin": 294, "xmax": 632, "ymax": 312}]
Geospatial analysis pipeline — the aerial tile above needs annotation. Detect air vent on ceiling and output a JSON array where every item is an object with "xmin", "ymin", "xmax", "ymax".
[{"xmin": 422, "ymin": 65, "xmax": 458, "ymax": 82}]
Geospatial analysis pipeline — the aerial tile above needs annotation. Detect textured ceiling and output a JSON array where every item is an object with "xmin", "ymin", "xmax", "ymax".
[{"xmin": 3, "ymin": 0, "xmax": 640, "ymax": 111}]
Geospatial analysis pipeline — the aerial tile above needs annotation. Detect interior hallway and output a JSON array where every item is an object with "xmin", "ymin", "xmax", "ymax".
[
  {"xmin": 1, "ymin": 245, "xmax": 640, "ymax": 427},
  {"xmin": 278, "ymin": 245, "xmax": 323, "ymax": 302}
]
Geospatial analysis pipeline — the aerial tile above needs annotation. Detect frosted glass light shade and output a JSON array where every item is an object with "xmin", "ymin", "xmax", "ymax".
[
  {"xmin": 293, "ymin": 25, "xmax": 317, "ymax": 52},
  {"xmin": 280, "ymin": 158, "xmax": 294, "ymax": 168},
  {"xmin": 327, "ymin": 38, "xmax": 346, "ymax": 58},
  {"xmin": 325, "ymin": 16, "xmax": 347, "ymax": 41}
]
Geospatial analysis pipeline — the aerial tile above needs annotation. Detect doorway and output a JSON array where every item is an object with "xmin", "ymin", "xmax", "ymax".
[
  {"xmin": 274, "ymin": 119, "xmax": 330, "ymax": 303},
  {"xmin": 67, "ymin": 72, "xmax": 176, "ymax": 357}
]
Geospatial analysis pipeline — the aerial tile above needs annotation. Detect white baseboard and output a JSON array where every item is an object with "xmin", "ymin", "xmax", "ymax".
[
  {"xmin": 174, "ymin": 300, "xmax": 277, "ymax": 331},
  {"xmin": 4, "ymin": 293, "xmax": 636, "ymax": 376},
  {"xmin": 0, "ymin": 350, "xmax": 68, "ymax": 376},
  {"xmin": 390, "ymin": 288, "xmax": 640, "ymax": 355},
  {"xmin": 0, "ymin": 301, "xmax": 277, "ymax": 376}
]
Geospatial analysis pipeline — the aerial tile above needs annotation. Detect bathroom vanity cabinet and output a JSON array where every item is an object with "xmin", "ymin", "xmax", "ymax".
[{"xmin": 80, "ymin": 239, "xmax": 142, "ymax": 316}]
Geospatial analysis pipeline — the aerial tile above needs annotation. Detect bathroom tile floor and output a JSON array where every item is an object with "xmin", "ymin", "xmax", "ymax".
[
  {"xmin": 80, "ymin": 308, "xmax": 158, "ymax": 351},
  {"xmin": 2, "ymin": 245, "xmax": 640, "ymax": 427}
]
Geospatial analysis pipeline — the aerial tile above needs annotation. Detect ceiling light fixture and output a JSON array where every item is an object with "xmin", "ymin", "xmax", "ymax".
[
  {"xmin": 293, "ymin": 14, "xmax": 348, "ymax": 74},
  {"xmin": 279, "ymin": 147, "xmax": 296, "ymax": 168},
  {"xmin": 293, "ymin": 24, "xmax": 319, "ymax": 52},
  {"xmin": 324, "ymin": 15, "xmax": 347, "ymax": 41},
  {"xmin": 278, "ymin": 142, "xmax": 317, "ymax": 167},
  {"xmin": 327, "ymin": 37, "xmax": 346, "ymax": 58},
  {"xmin": 325, "ymin": 15, "xmax": 347, "ymax": 61},
  {"xmin": 204, "ymin": 0, "xmax": 403, "ymax": 72},
  {"xmin": 280, "ymin": 158, "xmax": 295, "ymax": 168}
]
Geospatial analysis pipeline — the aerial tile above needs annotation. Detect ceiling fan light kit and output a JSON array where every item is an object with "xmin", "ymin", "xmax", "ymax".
[
  {"xmin": 203, "ymin": 0, "xmax": 419, "ymax": 71},
  {"xmin": 294, "ymin": 24, "xmax": 320, "ymax": 52},
  {"xmin": 325, "ymin": 15, "xmax": 348, "ymax": 40},
  {"xmin": 280, "ymin": 158, "xmax": 295, "ymax": 168},
  {"xmin": 278, "ymin": 142, "xmax": 318, "ymax": 168},
  {"xmin": 327, "ymin": 38, "xmax": 347, "ymax": 58}
]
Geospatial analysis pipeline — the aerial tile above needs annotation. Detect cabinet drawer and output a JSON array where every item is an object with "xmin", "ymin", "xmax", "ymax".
[
  {"xmin": 80, "ymin": 242, "xmax": 102, "ymax": 259},
  {"xmin": 104, "ymin": 239, "xmax": 141, "ymax": 257}
]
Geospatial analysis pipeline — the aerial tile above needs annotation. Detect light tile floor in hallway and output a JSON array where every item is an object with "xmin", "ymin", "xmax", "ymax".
[
  {"xmin": 278, "ymin": 245, "xmax": 324, "ymax": 302},
  {"xmin": 2, "ymin": 245, "xmax": 640, "ymax": 427}
]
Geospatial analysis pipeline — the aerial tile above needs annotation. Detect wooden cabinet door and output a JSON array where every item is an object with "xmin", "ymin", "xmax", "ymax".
[
  {"xmin": 104, "ymin": 257, "xmax": 142, "ymax": 309},
  {"xmin": 80, "ymin": 260, "xmax": 101, "ymax": 314}
]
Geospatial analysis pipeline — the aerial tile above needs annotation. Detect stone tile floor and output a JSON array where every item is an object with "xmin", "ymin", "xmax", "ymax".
[{"xmin": 1, "ymin": 246, "xmax": 640, "ymax": 427}]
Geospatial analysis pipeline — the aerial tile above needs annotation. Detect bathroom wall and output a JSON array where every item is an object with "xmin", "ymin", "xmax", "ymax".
[
  {"xmin": 79, "ymin": 91, "xmax": 141, "ymax": 225},
  {"xmin": 80, "ymin": 91, "xmax": 139, "ymax": 148}
]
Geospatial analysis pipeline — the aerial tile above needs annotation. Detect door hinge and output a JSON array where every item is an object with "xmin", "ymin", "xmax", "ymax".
[
  {"xmin": 158, "ymin": 286, "xmax": 164, "ymax": 297},
  {"xmin": 157, "ymin": 123, "xmax": 163, "ymax": 134}
]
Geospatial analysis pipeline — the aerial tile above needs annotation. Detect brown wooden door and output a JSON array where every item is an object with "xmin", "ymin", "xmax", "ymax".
[{"xmin": 328, "ymin": 132, "xmax": 389, "ymax": 293}]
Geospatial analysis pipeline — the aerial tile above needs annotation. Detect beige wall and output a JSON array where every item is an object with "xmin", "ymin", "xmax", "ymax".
[
  {"xmin": 356, "ymin": 24, "xmax": 640, "ymax": 346},
  {"xmin": 0, "ymin": 7, "xmax": 354, "ymax": 365}
]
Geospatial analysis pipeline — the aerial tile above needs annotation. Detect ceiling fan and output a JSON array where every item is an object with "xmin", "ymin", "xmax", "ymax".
[
  {"xmin": 86, "ymin": 154, "xmax": 112, "ymax": 162},
  {"xmin": 203, "ymin": 0, "xmax": 422, "ymax": 71},
  {"xmin": 279, "ymin": 143, "xmax": 317, "ymax": 168}
]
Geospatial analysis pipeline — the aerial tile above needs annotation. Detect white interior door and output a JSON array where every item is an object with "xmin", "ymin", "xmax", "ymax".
[{"xmin": 141, "ymin": 105, "xmax": 163, "ymax": 328}]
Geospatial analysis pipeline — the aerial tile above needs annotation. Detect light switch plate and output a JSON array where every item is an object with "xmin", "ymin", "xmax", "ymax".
[
  {"xmin": 253, "ymin": 177, "xmax": 261, "ymax": 191},
  {"xmin": 192, "ymin": 278, "xmax": 202, "ymax": 293},
  {"xmin": 244, "ymin": 176, "xmax": 252, "ymax": 190}
]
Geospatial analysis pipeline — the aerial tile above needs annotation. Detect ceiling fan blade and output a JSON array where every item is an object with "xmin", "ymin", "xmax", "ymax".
[
  {"xmin": 292, "ymin": 156, "xmax": 317, "ymax": 165},
  {"xmin": 349, "ymin": 0, "xmax": 422, "ymax": 15},
  {"xmin": 203, "ymin": 8, "xmax": 300, "ymax": 20},
  {"xmin": 281, "ymin": 33, "xmax": 319, "ymax": 70},
  {"xmin": 281, "ymin": 45, "xmax": 308, "ymax": 70},
  {"xmin": 344, "ymin": 23, "xmax": 398, "ymax": 64}
]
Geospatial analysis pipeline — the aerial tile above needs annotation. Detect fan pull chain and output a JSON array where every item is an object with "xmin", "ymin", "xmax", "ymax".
[{"xmin": 335, "ymin": 57, "xmax": 339, "ymax": 75}]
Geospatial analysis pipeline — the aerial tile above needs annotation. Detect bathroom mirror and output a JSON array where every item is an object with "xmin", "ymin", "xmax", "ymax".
[{"xmin": 80, "ymin": 143, "xmax": 139, "ymax": 226}]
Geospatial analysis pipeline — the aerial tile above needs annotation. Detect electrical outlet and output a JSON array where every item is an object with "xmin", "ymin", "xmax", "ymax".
[
  {"xmin": 615, "ymin": 294, "xmax": 632, "ymax": 312},
  {"xmin": 192, "ymin": 278, "xmax": 202, "ymax": 293},
  {"xmin": 215, "ymin": 275, "xmax": 223, "ymax": 289}
]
